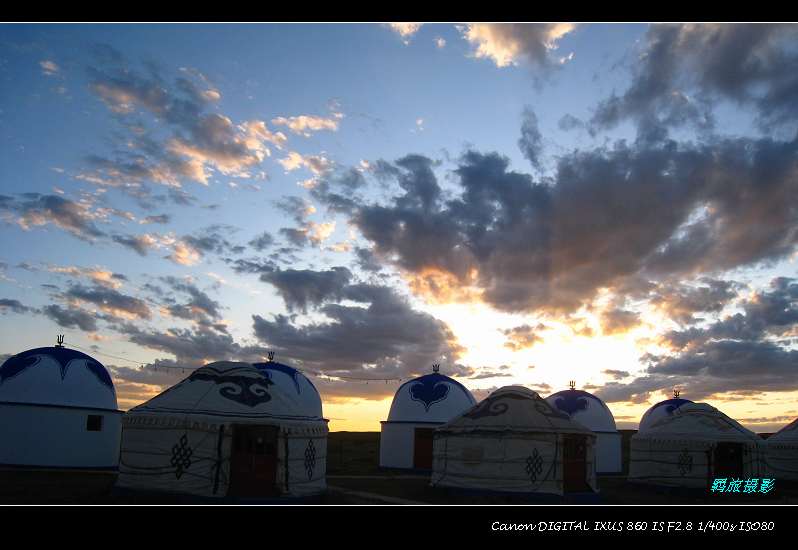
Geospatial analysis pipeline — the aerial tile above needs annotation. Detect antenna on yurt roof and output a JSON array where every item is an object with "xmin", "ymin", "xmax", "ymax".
[
  {"xmin": 267, "ymin": 350, "xmax": 275, "ymax": 362},
  {"xmin": 569, "ymin": 380, "xmax": 576, "ymax": 390},
  {"xmin": 673, "ymin": 388, "xmax": 680, "ymax": 398},
  {"xmin": 432, "ymin": 363, "xmax": 440, "ymax": 373},
  {"xmin": 55, "ymin": 334, "xmax": 64, "ymax": 348}
]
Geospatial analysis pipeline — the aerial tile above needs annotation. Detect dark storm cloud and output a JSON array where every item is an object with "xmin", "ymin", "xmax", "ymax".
[
  {"xmin": 115, "ymin": 322, "xmax": 267, "ymax": 366},
  {"xmin": 65, "ymin": 284, "xmax": 151, "ymax": 320},
  {"xmin": 0, "ymin": 298, "xmax": 30, "ymax": 314},
  {"xmin": 40, "ymin": 304, "xmax": 98, "ymax": 332},
  {"xmin": 252, "ymin": 282, "xmax": 465, "ymax": 378},
  {"xmin": 518, "ymin": 107, "xmax": 543, "ymax": 171},
  {"xmin": 592, "ymin": 24, "xmax": 798, "ymax": 133},
  {"xmin": 0, "ymin": 193, "xmax": 105, "ymax": 241},
  {"xmin": 340, "ymin": 132, "xmax": 798, "ymax": 315},
  {"xmin": 259, "ymin": 267, "xmax": 352, "ymax": 313}
]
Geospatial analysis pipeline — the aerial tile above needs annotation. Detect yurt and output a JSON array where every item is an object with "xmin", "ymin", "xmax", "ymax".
[
  {"xmin": 638, "ymin": 391, "xmax": 693, "ymax": 432},
  {"xmin": 380, "ymin": 364, "xmax": 476, "ymax": 470},
  {"xmin": 0, "ymin": 336, "xmax": 121, "ymax": 496},
  {"xmin": 431, "ymin": 386, "xmax": 598, "ymax": 495},
  {"xmin": 629, "ymin": 403, "xmax": 764, "ymax": 488},
  {"xmin": 764, "ymin": 417, "xmax": 798, "ymax": 483},
  {"xmin": 546, "ymin": 384, "xmax": 622, "ymax": 473},
  {"xmin": 117, "ymin": 360, "xmax": 328, "ymax": 499}
]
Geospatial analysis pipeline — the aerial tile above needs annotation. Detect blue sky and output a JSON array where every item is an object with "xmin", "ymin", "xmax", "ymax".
[{"xmin": 1, "ymin": 23, "xmax": 796, "ymax": 431}]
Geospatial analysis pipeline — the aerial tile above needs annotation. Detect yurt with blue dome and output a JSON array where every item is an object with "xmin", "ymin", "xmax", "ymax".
[
  {"xmin": 545, "ymin": 383, "xmax": 622, "ymax": 473},
  {"xmin": 638, "ymin": 391, "xmax": 693, "ymax": 433},
  {"xmin": 380, "ymin": 364, "xmax": 476, "ymax": 470},
  {"xmin": 0, "ymin": 336, "xmax": 122, "ymax": 495},
  {"xmin": 117, "ymin": 356, "xmax": 328, "ymax": 499}
]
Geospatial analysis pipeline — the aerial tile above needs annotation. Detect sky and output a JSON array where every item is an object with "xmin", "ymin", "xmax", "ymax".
[{"xmin": 1, "ymin": 22, "xmax": 797, "ymax": 432}]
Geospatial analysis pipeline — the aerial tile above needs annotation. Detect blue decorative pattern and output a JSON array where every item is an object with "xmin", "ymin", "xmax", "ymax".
[
  {"xmin": 253, "ymin": 361, "xmax": 311, "ymax": 396},
  {"xmin": 525, "ymin": 448, "xmax": 543, "ymax": 482},
  {"xmin": 0, "ymin": 347, "xmax": 114, "ymax": 392},
  {"xmin": 677, "ymin": 448, "xmax": 693, "ymax": 476},
  {"xmin": 552, "ymin": 390, "xmax": 592, "ymax": 416},
  {"xmin": 650, "ymin": 398, "xmax": 692, "ymax": 416},
  {"xmin": 189, "ymin": 367, "xmax": 274, "ymax": 407},
  {"xmin": 409, "ymin": 373, "xmax": 451, "ymax": 411}
]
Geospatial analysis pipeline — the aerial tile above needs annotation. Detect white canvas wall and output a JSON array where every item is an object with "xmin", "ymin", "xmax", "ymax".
[
  {"xmin": 431, "ymin": 431, "xmax": 597, "ymax": 495},
  {"xmin": 0, "ymin": 403, "xmax": 121, "ymax": 469},
  {"xmin": 380, "ymin": 422, "xmax": 440, "ymax": 469},
  {"xmin": 595, "ymin": 432, "xmax": 622, "ymax": 474}
]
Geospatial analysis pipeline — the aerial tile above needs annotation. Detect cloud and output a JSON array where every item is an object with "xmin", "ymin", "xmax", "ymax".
[
  {"xmin": 0, "ymin": 193, "xmax": 105, "ymax": 241},
  {"xmin": 591, "ymin": 24, "xmax": 798, "ymax": 133},
  {"xmin": 64, "ymin": 284, "xmax": 151, "ymax": 320},
  {"xmin": 278, "ymin": 151, "xmax": 333, "ymax": 176},
  {"xmin": 435, "ymin": 37, "xmax": 446, "ymax": 49},
  {"xmin": 260, "ymin": 266, "xmax": 353, "ymax": 313},
  {"xmin": 340, "ymin": 132, "xmax": 798, "ymax": 315},
  {"xmin": 460, "ymin": 23, "xmax": 576, "ymax": 68},
  {"xmin": 387, "ymin": 23, "xmax": 422, "ymax": 44},
  {"xmin": 46, "ymin": 265, "xmax": 127, "ymax": 289},
  {"xmin": 40, "ymin": 304, "xmax": 98, "ymax": 332},
  {"xmin": 40, "ymin": 60, "xmax": 59, "ymax": 76},
  {"xmin": 157, "ymin": 276, "xmax": 224, "ymax": 327},
  {"xmin": 252, "ymin": 281, "xmax": 465, "ymax": 379},
  {"xmin": 272, "ymin": 111, "xmax": 343, "ymax": 137},
  {"xmin": 502, "ymin": 324, "xmax": 545, "ymax": 350},
  {"xmin": 600, "ymin": 308, "xmax": 640, "ymax": 335},
  {"xmin": 518, "ymin": 107, "xmax": 543, "ymax": 170},
  {"xmin": 0, "ymin": 298, "xmax": 30, "ymax": 314},
  {"xmin": 248, "ymin": 231, "xmax": 274, "ymax": 251}
]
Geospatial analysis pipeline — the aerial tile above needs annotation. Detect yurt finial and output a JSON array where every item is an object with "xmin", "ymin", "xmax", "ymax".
[
  {"xmin": 673, "ymin": 388, "xmax": 680, "ymax": 399},
  {"xmin": 569, "ymin": 380, "xmax": 576, "ymax": 390},
  {"xmin": 432, "ymin": 363, "xmax": 440, "ymax": 373},
  {"xmin": 56, "ymin": 334, "xmax": 64, "ymax": 348},
  {"xmin": 267, "ymin": 350, "xmax": 275, "ymax": 362}
]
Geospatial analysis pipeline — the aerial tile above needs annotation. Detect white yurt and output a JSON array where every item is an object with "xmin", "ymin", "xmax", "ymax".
[
  {"xmin": 431, "ymin": 386, "xmax": 598, "ymax": 495},
  {"xmin": 0, "ymin": 337, "xmax": 121, "ymax": 495},
  {"xmin": 546, "ymin": 384, "xmax": 622, "ymax": 473},
  {"xmin": 764, "ymin": 417, "xmax": 798, "ymax": 482},
  {"xmin": 380, "ymin": 364, "xmax": 476, "ymax": 470},
  {"xmin": 638, "ymin": 392, "xmax": 694, "ymax": 432},
  {"xmin": 629, "ymin": 402, "xmax": 764, "ymax": 488},
  {"xmin": 117, "ymin": 360, "xmax": 328, "ymax": 499}
]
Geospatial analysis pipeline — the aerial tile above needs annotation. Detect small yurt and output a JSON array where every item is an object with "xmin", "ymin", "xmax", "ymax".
[
  {"xmin": 629, "ymin": 402, "xmax": 763, "ymax": 488},
  {"xmin": 117, "ymin": 360, "xmax": 328, "ymax": 499},
  {"xmin": 380, "ymin": 364, "xmax": 476, "ymax": 470},
  {"xmin": 431, "ymin": 386, "xmax": 598, "ymax": 495},
  {"xmin": 764, "ymin": 417, "xmax": 798, "ymax": 483},
  {"xmin": 638, "ymin": 391, "xmax": 693, "ymax": 432},
  {"xmin": 0, "ymin": 336, "xmax": 121, "ymax": 496},
  {"xmin": 546, "ymin": 383, "xmax": 622, "ymax": 473}
]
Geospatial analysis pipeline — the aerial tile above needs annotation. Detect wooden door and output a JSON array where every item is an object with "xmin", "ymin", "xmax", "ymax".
[
  {"xmin": 229, "ymin": 425, "xmax": 279, "ymax": 497},
  {"xmin": 413, "ymin": 428, "xmax": 435, "ymax": 469},
  {"xmin": 562, "ymin": 435, "xmax": 589, "ymax": 493}
]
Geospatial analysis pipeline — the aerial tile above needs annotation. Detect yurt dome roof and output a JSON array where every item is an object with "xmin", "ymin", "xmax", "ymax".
[
  {"xmin": 439, "ymin": 385, "xmax": 594, "ymax": 435},
  {"xmin": 545, "ymin": 388, "xmax": 617, "ymax": 433},
  {"xmin": 635, "ymin": 402, "xmax": 760, "ymax": 442},
  {"xmin": 638, "ymin": 396, "xmax": 694, "ymax": 432},
  {"xmin": 0, "ymin": 344, "xmax": 117, "ymax": 410},
  {"xmin": 387, "ymin": 368, "xmax": 476, "ymax": 423},
  {"xmin": 769, "ymin": 417, "xmax": 798, "ymax": 442},
  {"xmin": 252, "ymin": 359, "xmax": 322, "ymax": 419},
  {"xmin": 129, "ymin": 361, "xmax": 324, "ymax": 422}
]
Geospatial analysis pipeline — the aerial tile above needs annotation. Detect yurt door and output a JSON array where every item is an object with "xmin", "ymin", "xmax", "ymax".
[
  {"xmin": 413, "ymin": 428, "xmax": 435, "ymax": 469},
  {"xmin": 563, "ymin": 435, "xmax": 589, "ymax": 492},
  {"xmin": 230, "ymin": 425, "xmax": 279, "ymax": 497},
  {"xmin": 713, "ymin": 442, "xmax": 745, "ymax": 479}
]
